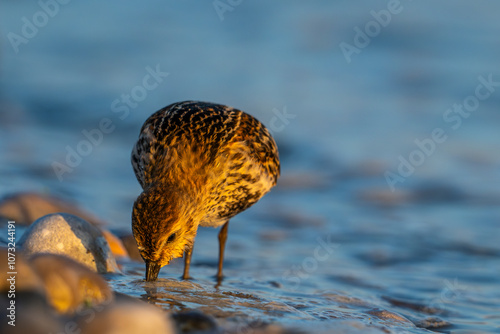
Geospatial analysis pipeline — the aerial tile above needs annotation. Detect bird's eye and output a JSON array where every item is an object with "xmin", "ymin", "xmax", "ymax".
[{"xmin": 167, "ymin": 233, "xmax": 176, "ymax": 243}]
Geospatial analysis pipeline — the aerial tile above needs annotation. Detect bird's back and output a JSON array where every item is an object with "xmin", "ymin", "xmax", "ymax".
[{"xmin": 131, "ymin": 101, "xmax": 280, "ymax": 226}]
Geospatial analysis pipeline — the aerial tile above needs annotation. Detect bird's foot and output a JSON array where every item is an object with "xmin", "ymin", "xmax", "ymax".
[
  {"xmin": 181, "ymin": 274, "xmax": 192, "ymax": 280},
  {"xmin": 214, "ymin": 274, "xmax": 224, "ymax": 288}
]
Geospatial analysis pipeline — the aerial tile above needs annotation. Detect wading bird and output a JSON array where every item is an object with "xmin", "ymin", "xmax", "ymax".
[{"xmin": 131, "ymin": 101, "xmax": 280, "ymax": 281}]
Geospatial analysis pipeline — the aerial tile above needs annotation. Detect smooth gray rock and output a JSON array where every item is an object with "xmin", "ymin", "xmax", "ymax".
[{"xmin": 19, "ymin": 213, "xmax": 118, "ymax": 273}]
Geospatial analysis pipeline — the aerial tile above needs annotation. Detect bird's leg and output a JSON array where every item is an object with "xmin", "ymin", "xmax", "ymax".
[
  {"xmin": 183, "ymin": 245, "xmax": 193, "ymax": 280},
  {"xmin": 217, "ymin": 221, "xmax": 229, "ymax": 281}
]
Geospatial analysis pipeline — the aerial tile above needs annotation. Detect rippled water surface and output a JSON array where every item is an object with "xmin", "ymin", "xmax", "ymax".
[{"xmin": 1, "ymin": 1, "xmax": 500, "ymax": 333}]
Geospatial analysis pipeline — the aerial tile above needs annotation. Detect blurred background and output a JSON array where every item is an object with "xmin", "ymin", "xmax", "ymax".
[{"xmin": 1, "ymin": 1, "xmax": 499, "ymax": 332}]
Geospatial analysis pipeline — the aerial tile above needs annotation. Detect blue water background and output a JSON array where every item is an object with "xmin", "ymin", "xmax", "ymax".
[{"xmin": 1, "ymin": 1, "xmax": 499, "ymax": 332}]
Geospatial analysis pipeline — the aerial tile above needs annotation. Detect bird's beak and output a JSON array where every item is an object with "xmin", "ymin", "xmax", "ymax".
[{"xmin": 145, "ymin": 261, "xmax": 161, "ymax": 281}]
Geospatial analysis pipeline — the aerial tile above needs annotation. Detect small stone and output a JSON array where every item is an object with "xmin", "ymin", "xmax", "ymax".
[
  {"xmin": 269, "ymin": 281, "xmax": 282, "ymax": 288},
  {"xmin": 101, "ymin": 229, "xmax": 129, "ymax": 259},
  {"xmin": 79, "ymin": 302, "xmax": 175, "ymax": 334},
  {"xmin": 222, "ymin": 321, "xmax": 307, "ymax": 334},
  {"xmin": 0, "ymin": 249, "xmax": 65, "ymax": 333},
  {"xmin": 0, "ymin": 292, "xmax": 64, "ymax": 334},
  {"xmin": 415, "ymin": 317, "xmax": 451, "ymax": 329},
  {"xmin": 367, "ymin": 308, "xmax": 413, "ymax": 324},
  {"xmin": 172, "ymin": 310, "xmax": 219, "ymax": 333},
  {"xmin": 29, "ymin": 253, "xmax": 113, "ymax": 314},
  {"xmin": 0, "ymin": 247, "xmax": 44, "ymax": 294},
  {"xmin": 0, "ymin": 192, "xmax": 104, "ymax": 226},
  {"xmin": 19, "ymin": 213, "xmax": 118, "ymax": 273}
]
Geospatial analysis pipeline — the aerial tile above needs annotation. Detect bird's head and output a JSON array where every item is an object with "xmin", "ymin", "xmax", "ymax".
[{"xmin": 132, "ymin": 186, "xmax": 198, "ymax": 281}]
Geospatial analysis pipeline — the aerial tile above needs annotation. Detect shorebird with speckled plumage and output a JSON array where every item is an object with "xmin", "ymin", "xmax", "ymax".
[{"xmin": 131, "ymin": 101, "xmax": 280, "ymax": 281}]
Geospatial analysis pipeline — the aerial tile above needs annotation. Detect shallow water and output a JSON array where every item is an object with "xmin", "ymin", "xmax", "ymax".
[{"xmin": 1, "ymin": 1, "xmax": 500, "ymax": 332}]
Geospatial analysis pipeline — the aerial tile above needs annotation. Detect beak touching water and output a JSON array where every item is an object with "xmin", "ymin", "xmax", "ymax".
[{"xmin": 145, "ymin": 261, "xmax": 162, "ymax": 281}]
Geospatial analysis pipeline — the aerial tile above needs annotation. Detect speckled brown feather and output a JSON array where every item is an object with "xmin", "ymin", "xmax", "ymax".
[{"xmin": 131, "ymin": 101, "xmax": 280, "ymax": 269}]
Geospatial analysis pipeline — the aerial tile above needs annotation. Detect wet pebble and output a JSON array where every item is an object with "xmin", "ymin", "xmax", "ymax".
[
  {"xmin": 0, "ymin": 292, "xmax": 64, "ymax": 334},
  {"xmin": 221, "ymin": 321, "xmax": 320, "ymax": 334},
  {"xmin": 382, "ymin": 296, "xmax": 443, "ymax": 315},
  {"xmin": 78, "ymin": 301, "xmax": 175, "ymax": 334},
  {"xmin": 415, "ymin": 317, "xmax": 451, "ymax": 329},
  {"xmin": 101, "ymin": 229, "xmax": 129, "ymax": 259},
  {"xmin": 269, "ymin": 280, "xmax": 282, "ymax": 288},
  {"xmin": 366, "ymin": 308, "xmax": 413, "ymax": 325},
  {"xmin": 0, "ymin": 192, "xmax": 131, "ymax": 260},
  {"xmin": 29, "ymin": 253, "xmax": 113, "ymax": 314},
  {"xmin": 0, "ymin": 247, "xmax": 44, "ymax": 293},
  {"xmin": 172, "ymin": 310, "xmax": 219, "ymax": 334},
  {"xmin": 0, "ymin": 192, "xmax": 104, "ymax": 226},
  {"xmin": 0, "ymin": 249, "xmax": 64, "ymax": 333},
  {"xmin": 19, "ymin": 213, "xmax": 118, "ymax": 273}
]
